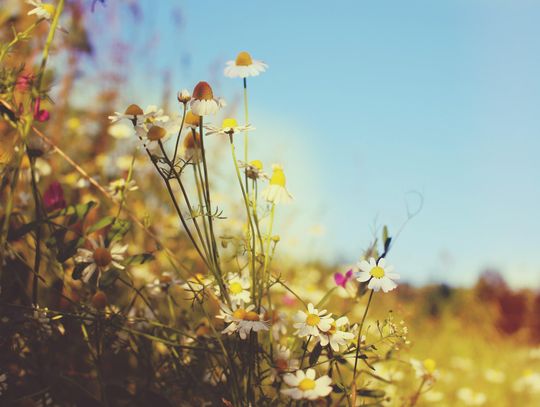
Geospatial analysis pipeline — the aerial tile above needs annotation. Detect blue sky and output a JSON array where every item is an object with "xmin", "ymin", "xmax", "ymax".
[{"xmin": 81, "ymin": 0, "xmax": 540, "ymax": 286}]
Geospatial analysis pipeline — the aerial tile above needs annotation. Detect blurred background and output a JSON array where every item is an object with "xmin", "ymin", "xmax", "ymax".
[{"xmin": 32, "ymin": 0, "xmax": 540, "ymax": 287}]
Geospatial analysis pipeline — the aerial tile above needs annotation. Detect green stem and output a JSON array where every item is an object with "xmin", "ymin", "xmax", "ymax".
[{"xmin": 352, "ymin": 289, "xmax": 375, "ymax": 394}]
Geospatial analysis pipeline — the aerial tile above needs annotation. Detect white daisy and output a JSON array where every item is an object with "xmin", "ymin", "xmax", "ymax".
[
  {"xmin": 293, "ymin": 303, "xmax": 333, "ymax": 338},
  {"xmin": 182, "ymin": 130, "xmax": 202, "ymax": 163},
  {"xmin": 190, "ymin": 81, "xmax": 225, "ymax": 116},
  {"xmin": 217, "ymin": 302, "xmax": 269, "ymax": 340},
  {"xmin": 456, "ymin": 387, "xmax": 487, "ymax": 406},
  {"xmin": 108, "ymin": 104, "xmax": 144, "ymax": 124},
  {"xmin": 264, "ymin": 308, "xmax": 288, "ymax": 340},
  {"xmin": 74, "ymin": 236, "xmax": 127, "ymax": 285},
  {"xmin": 262, "ymin": 164, "xmax": 293, "ymax": 204},
  {"xmin": 183, "ymin": 111, "xmax": 201, "ymax": 130},
  {"xmin": 181, "ymin": 273, "xmax": 212, "ymax": 299},
  {"xmin": 177, "ymin": 89, "xmax": 191, "ymax": 104},
  {"xmin": 410, "ymin": 358, "xmax": 439, "ymax": 385},
  {"xmin": 281, "ymin": 368, "xmax": 332, "ymax": 400},
  {"xmin": 224, "ymin": 51, "xmax": 268, "ymax": 78},
  {"xmin": 356, "ymin": 257, "xmax": 399, "ymax": 293},
  {"xmin": 270, "ymin": 345, "xmax": 300, "ymax": 382},
  {"xmin": 27, "ymin": 0, "xmax": 55, "ymax": 20},
  {"xmin": 205, "ymin": 117, "xmax": 254, "ymax": 136},
  {"xmin": 146, "ymin": 272, "xmax": 183, "ymax": 296},
  {"xmin": 238, "ymin": 159, "xmax": 269, "ymax": 181},
  {"xmin": 318, "ymin": 316, "xmax": 356, "ymax": 352},
  {"xmin": 226, "ymin": 272, "xmax": 251, "ymax": 304}
]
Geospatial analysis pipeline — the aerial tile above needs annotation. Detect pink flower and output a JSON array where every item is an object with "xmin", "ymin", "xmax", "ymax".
[
  {"xmin": 16, "ymin": 73, "xmax": 34, "ymax": 92},
  {"xmin": 334, "ymin": 269, "xmax": 353, "ymax": 288},
  {"xmin": 33, "ymin": 98, "xmax": 50, "ymax": 122},
  {"xmin": 43, "ymin": 181, "xmax": 66, "ymax": 212}
]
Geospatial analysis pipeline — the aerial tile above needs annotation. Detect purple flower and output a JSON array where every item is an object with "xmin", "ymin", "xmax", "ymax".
[
  {"xmin": 43, "ymin": 181, "xmax": 66, "ymax": 213},
  {"xmin": 334, "ymin": 269, "xmax": 353, "ymax": 288},
  {"xmin": 33, "ymin": 98, "xmax": 50, "ymax": 122}
]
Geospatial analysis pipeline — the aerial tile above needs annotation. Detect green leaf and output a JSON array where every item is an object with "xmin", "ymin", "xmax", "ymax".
[
  {"xmin": 87, "ymin": 216, "xmax": 115, "ymax": 234},
  {"xmin": 382, "ymin": 225, "xmax": 389, "ymax": 244},
  {"xmin": 65, "ymin": 201, "xmax": 97, "ymax": 225},
  {"xmin": 107, "ymin": 218, "xmax": 131, "ymax": 243}
]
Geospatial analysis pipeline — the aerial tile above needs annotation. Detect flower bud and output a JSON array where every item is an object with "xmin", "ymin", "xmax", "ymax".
[{"xmin": 177, "ymin": 89, "xmax": 191, "ymax": 104}]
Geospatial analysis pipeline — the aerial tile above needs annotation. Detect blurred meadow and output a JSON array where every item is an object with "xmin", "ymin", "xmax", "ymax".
[{"xmin": 1, "ymin": 1, "xmax": 539, "ymax": 406}]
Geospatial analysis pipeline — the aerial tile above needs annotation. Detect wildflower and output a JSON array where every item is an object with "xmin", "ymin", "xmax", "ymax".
[
  {"xmin": 181, "ymin": 273, "xmax": 212, "ymax": 297},
  {"xmin": 205, "ymin": 117, "xmax": 254, "ymax": 136},
  {"xmin": 217, "ymin": 302, "xmax": 269, "ymax": 340},
  {"xmin": 238, "ymin": 159, "xmax": 268, "ymax": 181},
  {"xmin": 190, "ymin": 81, "xmax": 225, "ymax": 116},
  {"xmin": 356, "ymin": 257, "xmax": 399, "ymax": 293},
  {"xmin": 106, "ymin": 178, "xmax": 138, "ymax": 200},
  {"xmin": 108, "ymin": 122, "xmax": 133, "ymax": 139},
  {"xmin": 410, "ymin": 358, "xmax": 439, "ymax": 384},
  {"xmin": 293, "ymin": 303, "xmax": 333, "ymax": 338},
  {"xmin": 182, "ymin": 130, "xmax": 202, "ymax": 163},
  {"xmin": 281, "ymin": 368, "xmax": 332, "ymax": 400},
  {"xmin": 27, "ymin": 0, "xmax": 55, "ymax": 20},
  {"xmin": 262, "ymin": 164, "xmax": 293, "ymax": 204},
  {"xmin": 484, "ymin": 368, "xmax": 505, "ymax": 384},
  {"xmin": 456, "ymin": 387, "xmax": 487, "ymax": 406},
  {"xmin": 224, "ymin": 51, "xmax": 268, "ymax": 78},
  {"xmin": 19, "ymin": 155, "xmax": 51, "ymax": 183},
  {"xmin": 513, "ymin": 369, "xmax": 540, "ymax": 394},
  {"xmin": 318, "ymin": 316, "xmax": 356, "ymax": 352},
  {"xmin": 334, "ymin": 269, "xmax": 353, "ymax": 288},
  {"xmin": 270, "ymin": 346, "xmax": 300, "ymax": 382},
  {"xmin": 43, "ymin": 181, "xmax": 66, "ymax": 212},
  {"xmin": 91, "ymin": 290, "xmax": 108, "ymax": 310},
  {"xmin": 264, "ymin": 308, "xmax": 288, "ymax": 340},
  {"xmin": 184, "ymin": 111, "xmax": 201, "ymax": 130},
  {"xmin": 147, "ymin": 271, "xmax": 183, "ymax": 296},
  {"xmin": 177, "ymin": 89, "xmax": 191, "ymax": 104},
  {"xmin": 135, "ymin": 116, "xmax": 180, "ymax": 150},
  {"xmin": 74, "ymin": 236, "xmax": 127, "ymax": 284},
  {"xmin": 33, "ymin": 97, "xmax": 50, "ymax": 122},
  {"xmin": 226, "ymin": 272, "xmax": 251, "ymax": 304}
]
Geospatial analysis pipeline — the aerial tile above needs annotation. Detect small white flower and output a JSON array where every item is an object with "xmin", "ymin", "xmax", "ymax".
[
  {"xmin": 456, "ymin": 387, "xmax": 487, "ymax": 406},
  {"xmin": 293, "ymin": 303, "xmax": 333, "ymax": 338},
  {"xmin": 190, "ymin": 82, "xmax": 225, "ymax": 116},
  {"xmin": 281, "ymin": 368, "xmax": 332, "ymax": 400},
  {"xmin": 106, "ymin": 178, "xmax": 138, "ymax": 200},
  {"xmin": 27, "ymin": 0, "xmax": 55, "ymax": 20},
  {"xmin": 205, "ymin": 117, "xmax": 254, "ymax": 136},
  {"xmin": 318, "ymin": 316, "xmax": 355, "ymax": 352},
  {"xmin": 484, "ymin": 368, "xmax": 505, "ymax": 384},
  {"xmin": 513, "ymin": 370, "xmax": 540, "ymax": 394},
  {"xmin": 224, "ymin": 51, "xmax": 268, "ymax": 78},
  {"xmin": 264, "ymin": 308, "xmax": 288, "ymax": 340},
  {"xmin": 177, "ymin": 89, "xmax": 191, "ymax": 104},
  {"xmin": 181, "ymin": 273, "xmax": 212, "ymax": 299},
  {"xmin": 226, "ymin": 272, "xmax": 251, "ymax": 304},
  {"xmin": 146, "ymin": 272, "xmax": 182, "ymax": 296},
  {"xmin": 74, "ymin": 236, "xmax": 127, "ymax": 285},
  {"xmin": 217, "ymin": 302, "xmax": 269, "ymax": 340},
  {"xmin": 356, "ymin": 257, "xmax": 399, "ymax": 293},
  {"xmin": 410, "ymin": 358, "xmax": 439, "ymax": 385},
  {"xmin": 238, "ymin": 160, "xmax": 269, "ymax": 181},
  {"xmin": 262, "ymin": 164, "xmax": 293, "ymax": 204}
]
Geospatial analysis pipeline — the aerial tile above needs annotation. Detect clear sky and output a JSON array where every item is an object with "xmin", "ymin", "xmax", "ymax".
[{"xmin": 81, "ymin": 0, "xmax": 540, "ymax": 287}]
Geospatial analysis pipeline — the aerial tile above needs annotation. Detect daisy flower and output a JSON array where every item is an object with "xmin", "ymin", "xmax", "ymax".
[
  {"xmin": 106, "ymin": 178, "xmax": 138, "ymax": 201},
  {"xmin": 264, "ymin": 308, "xmax": 288, "ymax": 340},
  {"xmin": 262, "ymin": 164, "xmax": 293, "ymax": 204},
  {"xmin": 356, "ymin": 257, "xmax": 399, "ymax": 293},
  {"xmin": 74, "ymin": 236, "xmax": 127, "ymax": 285},
  {"xmin": 205, "ymin": 117, "xmax": 254, "ymax": 136},
  {"xmin": 238, "ymin": 159, "xmax": 269, "ymax": 181},
  {"xmin": 318, "ymin": 316, "xmax": 356, "ymax": 352},
  {"xmin": 190, "ymin": 81, "xmax": 225, "ymax": 116},
  {"xmin": 281, "ymin": 368, "xmax": 332, "ymax": 400},
  {"xmin": 270, "ymin": 346, "xmax": 300, "ymax": 382},
  {"xmin": 183, "ymin": 111, "xmax": 201, "ymax": 130},
  {"xmin": 224, "ymin": 51, "xmax": 268, "ymax": 78},
  {"xmin": 226, "ymin": 272, "xmax": 251, "ymax": 304},
  {"xmin": 410, "ymin": 358, "xmax": 439, "ymax": 385},
  {"xmin": 27, "ymin": 0, "xmax": 55, "ymax": 20},
  {"xmin": 182, "ymin": 130, "xmax": 202, "ymax": 163},
  {"xmin": 293, "ymin": 303, "xmax": 333, "ymax": 338},
  {"xmin": 181, "ymin": 273, "xmax": 212, "ymax": 298},
  {"xmin": 108, "ymin": 104, "xmax": 144, "ymax": 124},
  {"xmin": 217, "ymin": 302, "xmax": 269, "ymax": 340},
  {"xmin": 177, "ymin": 89, "xmax": 191, "ymax": 104}
]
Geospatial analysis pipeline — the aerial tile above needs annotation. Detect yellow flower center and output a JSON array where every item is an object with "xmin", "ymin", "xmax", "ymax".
[
  {"xmin": 229, "ymin": 282, "xmax": 243, "ymax": 295},
  {"xmin": 124, "ymin": 104, "xmax": 143, "ymax": 116},
  {"xmin": 270, "ymin": 168, "xmax": 286, "ymax": 187},
  {"xmin": 183, "ymin": 131, "xmax": 201, "ymax": 149},
  {"xmin": 370, "ymin": 266, "xmax": 385, "ymax": 279},
  {"xmin": 423, "ymin": 359, "xmax": 437, "ymax": 374},
  {"xmin": 222, "ymin": 118, "xmax": 238, "ymax": 129},
  {"xmin": 42, "ymin": 4, "xmax": 55, "ymax": 16},
  {"xmin": 306, "ymin": 313, "xmax": 320, "ymax": 327},
  {"xmin": 93, "ymin": 247, "xmax": 112, "ymax": 267},
  {"xmin": 249, "ymin": 160, "xmax": 263, "ymax": 171},
  {"xmin": 147, "ymin": 125, "xmax": 167, "ymax": 141},
  {"xmin": 232, "ymin": 309, "xmax": 246, "ymax": 319},
  {"xmin": 159, "ymin": 274, "xmax": 173, "ymax": 284},
  {"xmin": 298, "ymin": 378, "xmax": 316, "ymax": 391},
  {"xmin": 275, "ymin": 358, "xmax": 288, "ymax": 372},
  {"xmin": 244, "ymin": 311, "xmax": 260, "ymax": 321},
  {"xmin": 325, "ymin": 322, "xmax": 337, "ymax": 335},
  {"xmin": 235, "ymin": 51, "xmax": 253, "ymax": 66},
  {"xmin": 192, "ymin": 81, "xmax": 214, "ymax": 101}
]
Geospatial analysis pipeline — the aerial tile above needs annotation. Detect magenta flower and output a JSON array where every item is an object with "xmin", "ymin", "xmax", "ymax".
[
  {"xmin": 33, "ymin": 98, "xmax": 50, "ymax": 122},
  {"xmin": 334, "ymin": 269, "xmax": 353, "ymax": 288},
  {"xmin": 43, "ymin": 181, "xmax": 66, "ymax": 212}
]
